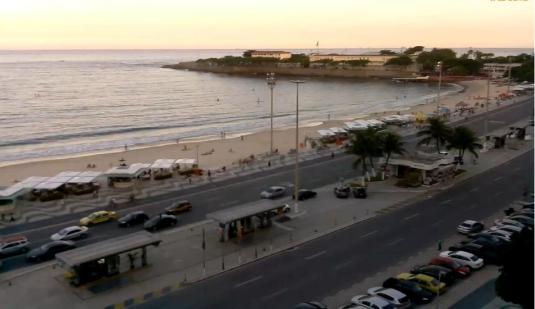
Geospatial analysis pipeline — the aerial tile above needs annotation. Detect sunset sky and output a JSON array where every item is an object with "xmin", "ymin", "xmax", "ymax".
[{"xmin": 1, "ymin": 0, "xmax": 533, "ymax": 49}]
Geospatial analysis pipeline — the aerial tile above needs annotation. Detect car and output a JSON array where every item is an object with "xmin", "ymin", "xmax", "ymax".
[
  {"xmin": 26, "ymin": 240, "xmax": 76, "ymax": 262},
  {"xmin": 410, "ymin": 265, "xmax": 456, "ymax": 286},
  {"xmin": 118, "ymin": 211, "xmax": 150, "ymax": 227},
  {"xmin": 494, "ymin": 218, "xmax": 527, "ymax": 229},
  {"xmin": 260, "ymin": 186, "xmax": 287, "ymax": 199},
  {"xmin": 165, "ymin": 200, "xmax": 193, "ymax": 215},
  {"xmin": 293, "ymin": 189, "xmax": 317, "ymax": 201},
  {"xmin": 294, "ymin": 302, "xmax": 328, "ymax": 309},
  {"xmin": 79, "ymin": 210, "xmax": 118, "ymax": 226},
  {"xmin": 515, "ymin": 200, "xmax": 534, "ymax": 209},
  {"xmin": 338, "ymin": 304, "xmax": 370, "ymax": 309},
  {"xmin": 144, "ymin": 214, "xmax": 178, "ymax": 231},
  {"xmin": 470, "ymin": 231, "xmax": 510, "ymax": 243},
  {"xmin": 508, "ymin": 215, "xmax": 534, "ymax": 227},
  {"xmin": 448, "ymin": 242, "xmax": 504, "ymax": 265},
  {"xmin": 0, "ymin": 235, "xmax": 30, "ymax": 257},
  {"xmin": 352, "ymin": 187, "xmax": 367, "ymax": 199},
  {"xmin": 490, "ymin": 224, "xmax": 523, "ymax": 235},
  {"xmin": 429, "ymin": 257, "xmax": 470, "ymax": 278},
  {"xmin": 351, "ymin": 295, "xmax": 396, "ymax": 309},
  {"xmin": 382, "ymin": 277, "xmax": 434, "ymax": 304},
  {"xmin": 396, "ymin": 273, "xmax": 447, "ymax": 295},
  {"xmin": 440, "ymin": 251, "xmax": 484, "ymax": 270},
  {"xmin": 367, "ymin": 287, "xmax": 411, "ymax": 308},
  {"xmin": 334, "ymin": 185, "xmax": 351, "ymax": 198},
  {"xmin": 50, "ymin": 226, "xmax": 88, "ymax": 241},
  {"xmin": 269, "ymin": 204, "xmax": 291, "ymax": 216},
  {"xmin": 514, "ymin": 209, "xmax": 534, "ymax": 217},
  {"xmin": 457, "ymin": 220, "xmax": 484, "ymax": 234}
]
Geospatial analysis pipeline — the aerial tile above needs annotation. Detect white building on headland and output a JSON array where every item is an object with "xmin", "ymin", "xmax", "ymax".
[
  {"xmin": 482, "ymin": 63, "xmax": 522, "ymax": 78},
  {"xmin": 309, "ymin": 53, "xmax": 398, "ymax": 65},
  {"xmin": 250, "ymin": 50, "xmax": 292, "ymax": 60}
]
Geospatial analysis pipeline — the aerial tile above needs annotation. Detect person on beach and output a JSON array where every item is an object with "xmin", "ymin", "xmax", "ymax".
[
  {"xmin": 124, "ymin": 144, "xmax": 128, "ymax": 151},
  {"xmin": 241, "ymin": 135, "xmax": 244, "ymax": 141}
]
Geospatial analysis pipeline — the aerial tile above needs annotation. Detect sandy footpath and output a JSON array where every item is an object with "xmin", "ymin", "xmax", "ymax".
[{"xmin": 0, "ymin": 79, "xmax": 509, "ymax": 186}]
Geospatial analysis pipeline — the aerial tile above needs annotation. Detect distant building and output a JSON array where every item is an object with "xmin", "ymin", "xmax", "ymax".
[
  {"xmin": 309, "ymin": 53, "xmax": 398, "ymax": 66},
  {"xmin": 482, "ymin": 63, "xmax": 522, "ymax": 78},
  {"xmin": 248, "ymin": 50, "xmax": 292, "ymax": 60}
]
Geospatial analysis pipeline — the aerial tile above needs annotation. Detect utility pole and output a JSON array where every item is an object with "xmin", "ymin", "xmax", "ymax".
[
  {"xmin": 484, "ymin": 71, "xmax": 491, "ymax": 151},
  {"xmin": 435, "ymin": 61, "xmax": 443, "ymax": 116},
  {"xmin": 507, "ymin": 57, "xmax": 512, "ymax": 94},
  {"xmin": 266, "ymin": 73, "xmax": 276, "ymax": 155},
  {"xmin": 291, "ymin": 80, "xmax": 305, "ymax": 213}
]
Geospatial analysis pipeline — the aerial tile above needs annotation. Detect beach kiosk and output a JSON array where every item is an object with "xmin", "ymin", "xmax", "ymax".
[
  {"xmin": 65, "ymin": 171, "xmax": 102, "ymax": 195},
  {"xmin": 56, "ymin": 231, "xmax": 161, "ymax": 286},
  {"xmin": 175, "ymin": 158, "xmax": 202, "ymax": 176},
  {"xmin": 150, "ymin": 159, "xmax": 176, "ymax": 180},
  {"xmin": 105, "ymin": 163, "xmax": 151, "ymax": 188}
]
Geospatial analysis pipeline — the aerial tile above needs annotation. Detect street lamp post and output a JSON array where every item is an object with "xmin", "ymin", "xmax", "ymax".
[
  {"xmin": 266, "ymin": 73, "xmax": 276, "ymax": 155},
  {"xmin": 507, "ymin": 58, "xmax": 512, "ymax": 95},
  {"xmin": 435, "ymin": 61, "xmax": 443, "ymax": 116},
  {"xmin": 483, "ymin": 71, "xmax": 491, "ymax": 151},
  {"xmin": 291, "ymin": 80, "xmax": 305, "ymax": 213}
]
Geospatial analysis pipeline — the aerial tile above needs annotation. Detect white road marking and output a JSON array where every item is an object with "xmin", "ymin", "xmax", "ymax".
[
  {"xmin": 360, "ymin": 230, "xmax": 378, "ymax": 238},
  {"xmin": 469, "ymin": 187, "xmax": 480, "ymax": 193},
  {"xmin": 333, "ymin": 260, "xmax": 353, "ymax": 271},
  {"xmin": 261, "ymin": 288, "xmax": 289, "ymax": 301},
  {"xmin": 493, "ymin": 177, "xmax": 503, "ymax": 182},
  {"xmin": 385, "ymin": 238, "xmax": 404, "ymax": 247},
  {"xmin": 440, "ymin": 199, "xmax": 453, "ymax": 205},
  {"xmin": 234, "ymin": 275, "xmax": 263, "ymax": 288},
  {"xmin": 404, "ymin": 213, "xmax": 420, "ymax": 221},
  {"xmin": 304, "ymin": 250, "xmax": 326, "ymax": 260}
]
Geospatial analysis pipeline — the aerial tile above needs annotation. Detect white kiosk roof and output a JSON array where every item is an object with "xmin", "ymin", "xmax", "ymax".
[
  {"xmin": 105, "ymin": 163, "xmax": 151, "ymax": 177},
  {"xmin": 329, "ymin": 127, "xmax": 347, "ymax": 134},
  {"xmin": 150, "ymin": 159, "xmax": 176, "ymax": 169},
  {"xmin": 318, "ymin": 129, "xmax": 336, "ymax": 137},
  {"xmin": 175, "ymin": 158, "xmax": 197, "ymax": 165}
]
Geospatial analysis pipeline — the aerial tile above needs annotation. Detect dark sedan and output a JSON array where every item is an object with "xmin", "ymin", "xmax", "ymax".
[
  {"xmin": 293, "ymin": 189, "xmax": 317, "ymax": 201},
  {"xmin": 382, "ymin": 277, "xmax": 434, "ymax": 304},
  {"xmin": 144, "ymin": 214, "xmax": 178, "ymax": 232},
  {"xmin": 429, "ymin": 257, "xmax": 471, "ymax": 278},
  {"xmin": 410, "ymin": 265, "xmax": 456, "ymax": 286},
  {"xmin": 118, "ymin": 211, "xmax": 149, "ymax": 227},
  {"xmin": 334, "ymin": 185, "xmax": 351, "ymax": 198},
  {"xmin": 26, "ymin": 240, "xmax": 76, "ymax": 262}
]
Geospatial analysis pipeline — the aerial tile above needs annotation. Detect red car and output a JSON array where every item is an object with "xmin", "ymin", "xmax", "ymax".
[{"xmin": 429, "ymin": 257, "xmax": 471, "ymax": 278}]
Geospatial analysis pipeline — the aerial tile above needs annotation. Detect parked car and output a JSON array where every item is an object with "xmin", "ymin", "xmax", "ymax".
[
  {"xmin": 508, "ymin": 215, "xmax": 534, "ymax": 228},
  {"xmin": 260, "ymin": 186, "xmax": 287, "ymax": 199},
  {"xmin": 457, "ymin": 220, "xmax": 484, "ymax": 234},
  {"xmin": 50, "ymin": 226, "xmax": 88, "ymax": 241},
  {"xmin": 165, "ymin": 200, "xmax": 193, "ymax": 215},
  {"xmin": 382, "ymin": 277, "xmax": 434, "ymax": 304},
  {"xmin": 481, "ymin": 230, "xmax": 513, "ymax": 242},
  {"xmin": 144, "ymin": 214, "xmax": 178, "ymax": 231},
  {"xmin": 79, "ymin": 210, "xmax": 118, "ymax": 226},
  {"xmin": 448, "ymin": 242, "xmax": 504, "ymax": 265},
  {"xmin": 269, "ymin": 204, "xmax": 291, "ymax": 216},
  {"xmin": 440, "ymin": 251, "xmax": 484, "ymax": 269},
  {"xmin": 118, "ymin": 211, "xmax": 150, "ymax": 227},
  {"xmin": 0, "ymin": 235, "xmax": 30, "ymax": 257},
  {"xmin": 396, "ymin": 273, "xmax": 447, "ymax": 295},
  {"xmin": 410, "ymin": 265, "xmax": 456, "ymax": 286},
  {"xmin": 351, "ymin": 295, "xmax": 396, "ymax": 309},
  {"xmin": 367, "ymin": 287, "xmax": 411, "ymax": 308},
  {"xmin": 26, "ymin": 240, "xmax": 76, "ymax": 262},
  {"xmin": 338, "ymin": 304, "xmax": 370, "ymax": 309},
  {"xmin": 334, "ymin": 185, "xmax": 351, "ymax": 198},
  {"xmin": 293, "ymin": 189, "xmax": 317, "ymax": 201},
  {"xmin": 494, "ymin": 218, "xmax": 527, "ymax": 229},
  {"xmin": 352, "ymin": 187, "xmax": 368, "ymax": 199},
  {"xmin": 490, "ymin": 224, "xmax": 523, "ymax": 235},
  {"xmin": 294, "ymin": 302, "xmax": 328, "ymax": 309},
  {"xmin": 515, "ymin": 200, "xmax": 534, "ymax": 209},
  {"xmin": 429, "ymin": 257, "xmax": 470, "ymax": 278}
]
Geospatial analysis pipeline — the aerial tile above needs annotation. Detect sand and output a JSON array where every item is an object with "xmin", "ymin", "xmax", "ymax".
[{"xmin": 0, "ymin": 79, "xmax": 510, "ymax": 187}]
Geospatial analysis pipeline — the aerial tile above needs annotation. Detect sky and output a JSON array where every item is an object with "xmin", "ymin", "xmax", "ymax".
[{"xmin": 0, "ymin": 0, "xmax": 533, "ymax": 50}]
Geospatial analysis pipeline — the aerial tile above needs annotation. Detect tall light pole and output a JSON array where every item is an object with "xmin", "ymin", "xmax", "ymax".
[
  {"xmin": 291, "ymin": 80, "xmax": 305, "ymax": 213},
  {"xmin": 483, "ymin": 70, "xmax": 491, "ymax": 151},
  {"xmin": 507, "ymin": 57, "xmax": 512, "ymax": 95},
  {"xmin": 266, "ymin": 73, "xmax": 276, "ymax": 155},
  {"xmin": 435, "ymin": 61, "xmax": 443, "ymax": 116}
]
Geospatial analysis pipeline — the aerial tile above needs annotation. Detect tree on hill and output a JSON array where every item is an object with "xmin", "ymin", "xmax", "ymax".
[
  {"xmin": 511, "ymin": 57, "xmax": 534, "ymax": 82},
  {"xmin": 448, "ymin": 58, "xmax": 482, "ymax": 75},
  {"xmin": 403, "ymin": 46, "xmax": 424, "ymax": 55},
  {"xmin": 416, "ymin": 48, "xmax": 457, "ymax": 71},
  {"xmin": 385, "ymin": 55, "xmax": 413, "ymax": 66},
  {"xmin": 380, "ymin": 49, "xmax": 398, "ymax": 55},
  {"xmin": 417, "ymin": 117, "xmax": 452, "ymax": 153},
  {"xmin": 446, "ymin": 126, "xmax": 482, "ymax": 162},
  {"xmin": 495, "ymin": 228, "xmax": 534, "ymax": 308}
]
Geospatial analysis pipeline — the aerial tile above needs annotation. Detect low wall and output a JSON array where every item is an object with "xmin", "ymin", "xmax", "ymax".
[{"xmin": 163, "ymin": 62, "xmax": 420, "ymax": 79}]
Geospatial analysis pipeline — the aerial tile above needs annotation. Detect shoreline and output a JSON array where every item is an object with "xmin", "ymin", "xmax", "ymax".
[{"xmin": 0, "ymin": 79, "xmax": 509, "ymax": 186}]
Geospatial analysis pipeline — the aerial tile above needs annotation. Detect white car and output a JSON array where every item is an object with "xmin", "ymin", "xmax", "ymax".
[
  {"xmin": 440, "ymin": 251, "xmax": 484, "ymax": 270},
  {"xmin": 494, "ymin": 218, "xmax": 526, "ymax": 229},
  {"xmin": 367, "ymin": 287, "xmax": 411, "ymax": 308},
  {"xmin": 260, "ymin": 186, "xmax": 287, "ymax": 199},
  {"xmin": 457, "ymin": 220, "xmax": 484, "ymax": 234},
  {"xmin": 351, "ymin": 295, "xmax": 396, "ymax": 309},
  {"xmin": 490, "ymin": 224, "xmax": 523, "ymax": 234},
  {"xmin": 50, "ymin": 226, "xmax": 88, "ymax": 241}
]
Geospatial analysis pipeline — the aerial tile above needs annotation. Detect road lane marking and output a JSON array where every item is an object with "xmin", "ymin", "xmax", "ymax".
[
  {"xmin": 469, "ymin": 187, "xmax": 480, "ymax": 193},
  {"xmin": 234, "ymin": 275, "xmax": 263, "ymax": 288},
  {"xmin": 493, "ymin": 177, "xmax": 503, "ymax": 182},
  {"xmin": 385, "ymin": 238, "xmax": 404, "ymax": 247},
  {"xmin": 440, "ymin": 199, "xmax": 453, "ymax": 205},
  {"xmin": 404, "ymin": 213, "xmax": 420, "ymax": 221},
  {"xmin": 304, "ymin": 250, "xmax": 326, "ymax": 260},
  {"xmin": 333, "ymin": 260, "xmax": 353, "ymax": 271},
  {"xmin": 360, "ymin": 230, "xmax": 378, "ymax": 238},
  {"xmin": 261, "ymin": 288, "xmax": 289, "ymax": 301}
]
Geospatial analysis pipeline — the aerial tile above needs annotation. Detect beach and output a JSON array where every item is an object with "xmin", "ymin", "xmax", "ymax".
[{"xmin": 0, "ymin": 79, "xmax": 509, "ymax": 186}]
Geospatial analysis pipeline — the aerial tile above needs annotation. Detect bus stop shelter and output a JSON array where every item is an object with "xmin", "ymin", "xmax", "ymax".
[
  {"xmin": 206, "ymin": 200, "xmax": 288, "ymax": 242},
  {"xmin": 55, "ymin": 231, "xmax": 161, "ymax": 286}
]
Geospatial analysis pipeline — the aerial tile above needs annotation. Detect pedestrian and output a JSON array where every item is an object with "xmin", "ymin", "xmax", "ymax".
[
  {"xmin": 240, "ymin": 135, "xmax": 244, "ymax": 141},
  {"xmin": 331, "ymin": 151, "xmax": 334, "ymax": 159},
  {"xmin": 9, "ymin": 215, "xmax": 15, "ymax": 222},
  {"xmin": 124, "ymin": 144, "xmax": 128, "ymax": 151},
  {"xmin": 208, "ymin": 170, "xmax": 211, "ymax": 178},
  {"xmin": 267, "ymin": 161, "xmax": 271, "ymax": 167},
  {"xmin": 188, "ymin": 177, "xmax": 192, "ymax": 185}
]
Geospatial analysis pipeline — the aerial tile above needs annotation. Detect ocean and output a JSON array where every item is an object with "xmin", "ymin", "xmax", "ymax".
[{"xmin": 0, "ymin": 48, "xmax": 530, "ymax": 165}]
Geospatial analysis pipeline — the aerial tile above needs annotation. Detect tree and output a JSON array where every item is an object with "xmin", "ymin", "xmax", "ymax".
[
  {"xmin": 379, "ymin": 49, "xmax": 398, "ymax": 55},
  {"xmin": 416, "ymin": 48, "xmax": 457, "ymax": 71},
  {"xmin": 347, "ymin": 128, "xmax": 383, "ymax": 177},
  {"xmin": 403, "ymin": 46, "xmax": 424, "ymax": 55},
  {"xmin": 417, "ymin": 117, "xmax": 452, "ymax": 153},
  {"xmin": 511, "ymin": 57, "xmax": 534, "ymax": 82},
  {"xmin": 495, "ymin": 228, "xmax": 534, "ymax": 308},
  {"xmin": 380, "ymin": 132, "xmax": 406, "ymax": 168},
  {"xmin": 385, "ymin": 55, "xmax": 413, "ymax": 66},
  {"xmin": 446, "ymin": 126, "xmax": 482, "ymax": 162}
]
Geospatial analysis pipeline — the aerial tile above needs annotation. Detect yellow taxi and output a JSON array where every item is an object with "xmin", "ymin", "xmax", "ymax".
[
  {"xmin": 79, "ymin": 210, "xmax": 118, "ymax": 226},
  {"xmin": 396, "ymin": 272, "xmax": 447, "ymax": 295}
]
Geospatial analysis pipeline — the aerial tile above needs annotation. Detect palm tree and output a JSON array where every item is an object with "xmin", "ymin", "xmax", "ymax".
[
  {"xmin": 447, "ymin": 126, "xmax": 483, "ymax": 162},
  {"xmin": 347, "ymin": 128, "xmax": 382, "ymax": 177},
  {"xmin": 380, "ymin": 131, "xmax": 406, "ymax": 169},
  {"xmin": 417, "ymin": 117, "xmax": 452, "ymax": 153}
]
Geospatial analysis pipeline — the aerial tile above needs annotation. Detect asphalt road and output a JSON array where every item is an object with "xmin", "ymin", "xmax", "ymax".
[
  {"xmin": 450, "ymin": 279, "xmax": 498, "ymax": 309},
  {"xmin": 0, "ymin": 97, "xmax": 532, "ymax": 273},
  {"xmin": 138, "ymin": 149, "xmax": 533, "ymax": 309}
]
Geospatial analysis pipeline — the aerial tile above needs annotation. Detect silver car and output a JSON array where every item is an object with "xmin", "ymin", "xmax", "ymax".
[
  {"xmin": 50, "ymin": 226, "xmax": 89, "ymax": 241},
  {"xmin": 367, "ymin": 287, "xmax": 411, "ymax": 308},
  {"xmin": 260, "ymin": 186, "xmax": 287, "ymax": 199},
  {"xmin": 351, "ymin": 295, "xmax": 396, "ymax": 309},
  {"xmin": 0, "ymin": 235, "xmax": 30, "ymax": 256}
]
